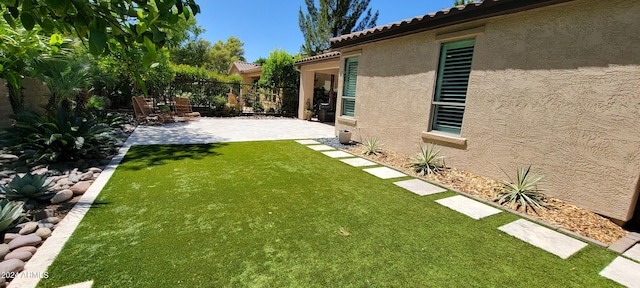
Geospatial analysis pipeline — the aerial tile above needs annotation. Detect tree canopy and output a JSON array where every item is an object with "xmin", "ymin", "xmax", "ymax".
[
  {"xmin": 0, "ymin": 0, "xmax": 200, "ymax": 64},
  {"xmin": 207, "ymin": 36, "xmax": 246, "ymax": 74},
  {"xmin": 299, "ymin": 0, "xmax": 379, "ymax": 56}
]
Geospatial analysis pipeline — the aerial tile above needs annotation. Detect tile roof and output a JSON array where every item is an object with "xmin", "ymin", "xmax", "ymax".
[
  {"xmin": 331, "ymin": 0, "xmax": 573, "ymax": 49},
  {"xmin": 295, "ymin": 51, "xmax": 341, "ymax": 65},
  {"xmin": 232, "ymin": 61, "xmax": 262, "ymax": 73}
]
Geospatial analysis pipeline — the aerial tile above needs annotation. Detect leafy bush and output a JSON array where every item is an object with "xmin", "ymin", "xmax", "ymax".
[
  {"xmin": 409, "ymin": 144, "xmax": 446, "ymax": 175},
  {"xmin": 252, "ymin": 101, "xmax": 264, "ymax": 113},
  {"xmin": 495, "ymin": 165, "xmax": 547, "ymax": 212},
  {"xmin": 0, "ymin": 172, "xmax": 54, "ymax": 205},
  {"xmin": 360, "ymin": 137, "xmax": 383, "ymax": 156},
  {"xmin": 0, "ymin": 200, "xmax": 24, "ymax": 233},
  {"xmin": 3, "ymin": 109, "xmax": 118, "ymax": 164}
]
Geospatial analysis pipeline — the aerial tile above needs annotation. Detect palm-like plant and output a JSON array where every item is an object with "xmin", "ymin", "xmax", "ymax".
[
  {"xmin": 0, "ymin": 200, "xmax": 25, "ymax": 233},
  {"xmin": 34, "ymin": 55, "xmax": 90, "ymax": 111},
  {"xmin": 495, "ymin": 165, "xmax": 547, "ymax": 212},
  {"xmin": 0, "ymin": 172, "xmax": 54, "ymax": 205},
  {"xmin": 360, "ymin": 137, "xmax": 383, "ymax": 156},
  {"xmin": 409, "ymin": 144, "xmax": 446, "ymax": 175}
]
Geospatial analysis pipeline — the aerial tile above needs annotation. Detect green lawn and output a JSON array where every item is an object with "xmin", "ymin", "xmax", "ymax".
[{"xmin": 38, "ymin": 141, "xmax": 620, "ymax": 287}]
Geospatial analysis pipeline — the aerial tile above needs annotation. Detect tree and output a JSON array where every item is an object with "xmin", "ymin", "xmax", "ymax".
[
  {"xmin": 454, "ymin": 0, "xmax": 476, "ymax": 6},
  {"xmin": 259, "ymin": 49, "xmax": 300, "ymax": 116},
  {"xmin": 299, "ymin": 0, "xmax": 379, "ymax": 56},
  {"xmin": 170, "ymin": 39, "xmax": 212, "ymax": 67},
  {"xmin": 254, "ymin": 57, "xmax": 267, "ymax": 66},
  {"xmin": 206, "ymin": 36, "xmax": 246, "ymax": 74},
  {"xmin": 0, "ymin": 0, "xmax": 200, "ymax": 60}
]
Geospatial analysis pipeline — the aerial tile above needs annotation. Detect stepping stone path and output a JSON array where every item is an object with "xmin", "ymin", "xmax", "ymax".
[
  {"xmin": 363, "ymin": 167, "xmax": 407, "ymax": 179},
  {"xmin": 435, "ymin": 195, "xmax": 502, "ymax": 220},
  {"xmin": 340, "ymin": 158, "xmax": 377, "ymax": 167},
  {"xmin": 599, "ymin": 257, "xmax": 640, "ymax": 288},
  {"xmin": 321, "ymin": 151, "xmax": 353, "ymax": 158},
  {"xmin": 498, "ymin": 219, "xmax": 587, "ymax": 259},
  {"xmin": 297, "ymin": 139, "xmax": 640, "ymax": 286},
  {"xmin": 306, "ymin": 145, "xmax": 335, "ymax": 151},
  {"xmin": 394, "ymin": 179, "xmax": 446, "ymax": 196}
]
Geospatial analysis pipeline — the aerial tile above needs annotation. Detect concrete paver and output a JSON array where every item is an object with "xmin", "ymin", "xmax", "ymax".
[
  {"xmin": 322, "ymin": 151, "xmax": 354, "ymax": 158},
  {"xmin": 623, "ymin": 244, "xmax": 640, "ymax": 262},
  {"xmin": 340, "ymin": 158, "xmax": 377, "ymax": 167},
  {"xmin": 363, "ymin": 167, "xmax": 407, "ymax": 179},
  {"xmin": 295, "ymin": 139, "xmax": 321, "ymax": 145},
  {"xmin": 436, "ymin": 195, "xmax": 502, "ymax": 220},
  {"xmin": 600, "ymin": 257, "xmax": 640, "ymax": 288},
  {"xmin": 307, "ymin": 144, "xmax": 336, "ymax": 151},
  {"xmin": 498, "ymin": 219, "xmax": 587, "ymax": 259},
  {"xmin": 394, "ymin": 179, "xmax": 446, "ymax": 196}
]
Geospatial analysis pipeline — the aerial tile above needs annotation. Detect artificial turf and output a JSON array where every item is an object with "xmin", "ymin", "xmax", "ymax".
[{"xmin": 38, "ymin": 141, "xmax": 621, "ymax": 287}]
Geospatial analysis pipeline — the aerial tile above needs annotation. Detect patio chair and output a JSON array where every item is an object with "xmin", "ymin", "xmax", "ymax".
[
  {"xmin": 132, "ymin": 96, "xmax": 173, "ymax": 125},
  {"xmin": 173, "ymin": 97, "xmax": 201, "ymax": 121}
]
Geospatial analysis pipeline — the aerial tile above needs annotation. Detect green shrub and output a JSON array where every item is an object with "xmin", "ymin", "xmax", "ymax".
[
  {"xmin": 0, "ymin": 200, "xmax": 25, "ymax": 233},
  {"xmin": 495, "ymin": 165, "xmax": 547, "ymax": 212},
  {"xmin": 409, "ymin": 144, "xmax": 446, "ymax": 175},
  {"xmin": 252, "ymin": 101, "xmax": 264, "ymax": 113},
  {"xmin": 360, "ymin": 137, "xmax": 383, "ymax": 156},
  {"xmin": 0, "ymin": 172, "xmax": 54, "ymax": 205},
  {"xmin": 3, "ymin": 109, "xmax": 117, "ymax": 164}
]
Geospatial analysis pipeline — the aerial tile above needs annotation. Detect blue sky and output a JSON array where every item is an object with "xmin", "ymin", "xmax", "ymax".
[{"xmin": 194, "ymin": 0, "xmax": 456, "ymax": 62}]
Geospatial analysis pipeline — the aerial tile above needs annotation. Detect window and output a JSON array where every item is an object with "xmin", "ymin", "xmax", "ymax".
[
  {"xmin": 341, "ymin": 57, "xmax": 359, "ymax": 117},
  {"xmin": 431, "ymin": 38, "xmax": 475, "ymax": 134}
]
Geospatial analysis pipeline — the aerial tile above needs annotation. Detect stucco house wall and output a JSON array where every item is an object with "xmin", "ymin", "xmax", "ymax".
[{"xmin": 335, "ymin": 0, "xmax": 640, "ymax": 223}]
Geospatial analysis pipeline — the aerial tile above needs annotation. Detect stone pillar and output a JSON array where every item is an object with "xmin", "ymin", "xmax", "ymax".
[{"xmin": 298, "ymin": 70, "xmax": 315, "ymax": 119}]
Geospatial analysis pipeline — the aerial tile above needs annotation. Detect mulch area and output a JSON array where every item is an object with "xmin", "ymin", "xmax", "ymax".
[{"xmin": 346, "ymin": 147, "xmax": 629, "ymax": 245}]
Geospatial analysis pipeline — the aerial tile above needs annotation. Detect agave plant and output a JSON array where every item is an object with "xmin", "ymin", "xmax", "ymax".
[
  {"xmin": 360, "ymin": 137, "xmax": 383, "ymax": 156},
  {"xmin": 0, "ymin": 172, "xmax": 54, "ymax": 205},
  {"xmin": 495, "ymin": 165, "xmax": 547, "ymax": 212},
  {"xmin": 0, "ymin": 200, "xmax": 25, "ymax": 233},
  {"xmin": 409, "ymin": 144, "xmax": 446, "ymax": 175}
]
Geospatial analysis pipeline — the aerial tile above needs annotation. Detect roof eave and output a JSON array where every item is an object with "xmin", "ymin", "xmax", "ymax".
[{"xmin": 331, "ymin": 0, "xmax": 574, "ymax": 50}]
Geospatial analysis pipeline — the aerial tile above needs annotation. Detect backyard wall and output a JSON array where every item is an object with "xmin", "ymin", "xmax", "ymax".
[
  {"xmin": 0, "ymin": 78, "xmax": 50, "ymax": 128},
  {"xmin": 335, "ymin": 0, "xmax": 640, "ymax": 223}
]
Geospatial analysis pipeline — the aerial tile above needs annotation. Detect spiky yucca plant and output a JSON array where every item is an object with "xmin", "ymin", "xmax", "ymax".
[
  {"xmin": 0, "ymin": 199, "xmax": 25, "ymax": 233},
  {"xmin": 409, "ymin": 144, "xmax": 446, "ymax": 175},
  {"xmin": 360, "ymin": 137, "xmax": 383, "ymax": 156},
  {"xmin": 495, "ymin": 165, "xmax": 547, "ymax": 212},
  {"xmin": 0, "ymin": 172, "xmax": 54, "ymax": 205}
]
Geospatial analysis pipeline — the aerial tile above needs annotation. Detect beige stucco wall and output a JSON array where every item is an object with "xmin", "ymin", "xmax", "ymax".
[
  {"xmin": 0, "ymin": 78, "xmax": 49, "ymax": 128},
  {"xmin": 336, "ymin": 0, "xmax": 640, "ymax": 222}
]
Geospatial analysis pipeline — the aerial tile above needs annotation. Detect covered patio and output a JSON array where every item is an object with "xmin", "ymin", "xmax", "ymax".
[{"xmin": 295, "ymin": 51, "xmax": 341, "ymax": 123}]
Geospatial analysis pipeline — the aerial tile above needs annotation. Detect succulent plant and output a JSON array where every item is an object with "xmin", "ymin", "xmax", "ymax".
[
  {"xmin": 0, "ymin": 172, "xmax": 54, "ymax": 205},
  {"xmin": 0, "ymin": 199, "xmax": 25, "ymax": 233},
  {"xmin": 409, "ymin": 144, "xmax": 446, "ymax": 175}
]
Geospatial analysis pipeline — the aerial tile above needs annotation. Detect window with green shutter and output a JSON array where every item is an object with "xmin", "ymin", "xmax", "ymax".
[
  {"xmin": 341, "ymin": 57, "xmax": 358, "ymax": 117},
  {"xmin": 431, "ymin": 38, "xmax": 475, "ymax": 134}
]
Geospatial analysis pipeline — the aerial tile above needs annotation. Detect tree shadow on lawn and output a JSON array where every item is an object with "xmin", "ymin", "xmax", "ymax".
[{"xmin": 119, "ymin": 143, "xmax": 227, "ymax": 171}]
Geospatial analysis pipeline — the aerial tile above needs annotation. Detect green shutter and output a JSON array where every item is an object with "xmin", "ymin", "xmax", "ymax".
[
  {"xmin": 343, "ymin": 57, "xmax": 358, "ymax": 97},
  {"xmin": 432, "ymin": 39, "xmax": 475, "ymax": 134},
  {"xmin": 342, "ymin": 98, "xmax": 355, "ymax": 116}
]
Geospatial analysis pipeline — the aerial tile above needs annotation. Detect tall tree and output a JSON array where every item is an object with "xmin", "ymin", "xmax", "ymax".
[
  {"xmin": 207, "ymin": 36, "xmax": 246, "ymax": 74},
  {"xmin": 454, "ymin": 0, "xmax": 476, "ymax": 6},
  {"xmin": 299, "ymin": 0, "xmax": 379, "ymax": 56},
  {"xmin": 170, "ymin": 39, "xmax": 212, "ymax": 67}
]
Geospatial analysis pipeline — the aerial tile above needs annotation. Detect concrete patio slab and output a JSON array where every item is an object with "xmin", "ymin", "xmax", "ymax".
[
  {"xmin": 436, "ymin": 195, "xmax": 502, "ymax": 220},
  {"xmin": 322, "ymin": 151, "xmax": 353, "ymax": 158},
  {"xmin": 498, "ymin": 219, "xmax": 587, "ymax": 259},
  {"xmin": 127, "ymin": 118, "xmax": 335, "ymax": 145},
  {"xmin": 307, "ymin": 144, "xmax": 336, "ymax": 151},
  {"xmin": 295, "ymin": 139, "xmax": 321, "ymax": 145},
  {"xmin": 340, "ymin": 158, "xmax": 377, "ymax": 167},
  {"xmin": 394, "ymin": 179, "xmax": 447, "ymax": 196},
  {"xmin": 600, "ymin": 257, "xmax": 640, "ymax": 288},
  {"xmin": 363, "ymin": 167, "xmax": 407, "ymax": 179},
  {"xmin": 623, "ymin": 244, "xmax": 640, "ymax": 262}
]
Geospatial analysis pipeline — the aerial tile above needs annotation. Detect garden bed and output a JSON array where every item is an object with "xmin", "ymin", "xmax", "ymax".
[{"xmin": 345, "ymin": 146, "xmax": 629, "ymax": 245}]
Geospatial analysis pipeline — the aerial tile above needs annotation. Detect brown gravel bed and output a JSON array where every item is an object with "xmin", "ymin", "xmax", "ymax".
[{"xmin": 346, "ymin": 147, "xmax": 629, "ymax": 245}]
